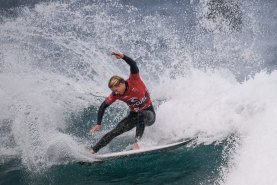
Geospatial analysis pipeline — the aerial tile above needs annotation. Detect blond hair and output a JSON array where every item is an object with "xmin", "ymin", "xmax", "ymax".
[{"xmin": 108, "ymin": 76, "xmax": 125, "ymax": 88}]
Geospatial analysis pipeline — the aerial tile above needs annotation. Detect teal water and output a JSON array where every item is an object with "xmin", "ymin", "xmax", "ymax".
[
  {"xmin": 1, "ymin": 142, "xmax": 226, "ymax": 185},
  {"xmin": 0, "ymin": 104, "xmax": 230, "ymax": 184}
]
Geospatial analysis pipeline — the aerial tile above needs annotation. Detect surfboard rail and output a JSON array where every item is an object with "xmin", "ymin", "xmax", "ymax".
[{"xmin": 93, "ymin": 138, "xmax": 194, "ymax": 161}]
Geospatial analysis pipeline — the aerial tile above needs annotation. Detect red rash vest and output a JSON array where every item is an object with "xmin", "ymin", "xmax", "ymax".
[
  {"xmin": 96, "ymin": 55, "xmax": 154, "ymax": 125},
  {"xmin": 105, "ymin": 73, "xmax": 152, "ymax": 112}
]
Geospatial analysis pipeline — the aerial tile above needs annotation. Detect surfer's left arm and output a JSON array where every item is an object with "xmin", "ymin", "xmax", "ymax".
[{"xmin": 89, "ymin": 101, "xmax": 110, "ymax": 133}]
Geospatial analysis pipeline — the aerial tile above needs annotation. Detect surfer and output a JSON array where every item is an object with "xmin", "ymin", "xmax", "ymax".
[{"xmin": 89, "ymin": 51, "xmax": 156, "ymax": 154}]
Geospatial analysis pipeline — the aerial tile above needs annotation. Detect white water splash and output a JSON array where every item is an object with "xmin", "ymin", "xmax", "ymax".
[{"xmin": 0, "ymin": 2, "xmax": 275, "ymax": 181}]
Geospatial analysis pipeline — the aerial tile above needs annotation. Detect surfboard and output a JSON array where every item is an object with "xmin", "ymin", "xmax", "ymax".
[{"xmin": 92, "ymin": 138, "xmax": 194, "ymax": 161}]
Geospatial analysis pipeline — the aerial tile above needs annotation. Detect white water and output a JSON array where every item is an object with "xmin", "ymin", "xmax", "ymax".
[
  {"xmin": 218, "ymin": 72, "xmax": 277, "ymax": 185},
  {"xmin": 1, "ymin": 1, "xmax": 277, "ymax": 184}
]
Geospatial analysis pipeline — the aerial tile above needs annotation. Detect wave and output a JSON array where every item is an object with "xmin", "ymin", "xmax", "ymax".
[{"xmin": 0, "ymin": 1, "xmax": 276, "ymax": 184}]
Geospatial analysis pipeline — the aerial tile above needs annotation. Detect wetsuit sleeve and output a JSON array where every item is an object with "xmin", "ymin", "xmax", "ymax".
[
  {"xmin": 97, "ymin": 101, "xmax": 110, "ymax": 125},
  {"xmin": 122, "ymin": 55, "xmax": 139, "ymax": 74},
  {"xmin": 105, "ymin": 92, "xmax": 117, "ymax": 105}
]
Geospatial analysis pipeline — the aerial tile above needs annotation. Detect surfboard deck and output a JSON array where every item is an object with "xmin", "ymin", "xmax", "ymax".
[{"xmin": 78, "ymin": 138, "xmax": 194, "ymax": 164}]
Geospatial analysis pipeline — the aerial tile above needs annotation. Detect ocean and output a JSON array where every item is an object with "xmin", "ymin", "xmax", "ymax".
[{"xmin": 1, "ymin": 0, "xmax": 277, "ymax": 184}]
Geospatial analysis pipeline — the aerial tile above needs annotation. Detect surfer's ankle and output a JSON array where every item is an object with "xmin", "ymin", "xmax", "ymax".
[{"xmin": 89, "ymin": 148, "xmax": 96, "ymax": 154}]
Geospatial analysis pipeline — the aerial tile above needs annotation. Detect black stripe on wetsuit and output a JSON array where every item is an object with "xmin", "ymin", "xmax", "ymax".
[{"xmin": 96, "ymin": 55, "xmax": 139, "ymax": 125}]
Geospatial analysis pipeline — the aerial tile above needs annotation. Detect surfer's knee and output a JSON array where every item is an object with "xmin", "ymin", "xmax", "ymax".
[{"xmin": 142, "ymin": 110, "xmax": 155, "ymax": 126}]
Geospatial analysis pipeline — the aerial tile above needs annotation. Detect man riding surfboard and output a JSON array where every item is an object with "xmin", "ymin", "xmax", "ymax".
[{"xmin": 89, "ymin": 51, "xmax": 156, "ymax": 154}]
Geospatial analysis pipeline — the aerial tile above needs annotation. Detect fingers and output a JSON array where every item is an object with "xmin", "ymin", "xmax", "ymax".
[
  {"xmin": 111, "ymin": 51, "xmax": 123, "ymax": 59},
  {"xmin": 89, "ymin": 128, "xmax": 95, "ymax": 133},
  {"xmin": 89, "ymin": 124, "xmax": 101, "ymax": 134},
  {"xmin": 111, "ymin": 51, "xmax": 120, "ymax": 55},
  {"xmin": 89, "ymin": 129, "xmax": 97, "ymax": 134}
]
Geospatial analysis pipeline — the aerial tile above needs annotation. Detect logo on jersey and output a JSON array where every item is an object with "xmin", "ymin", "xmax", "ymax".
[{"xmin": 128, "ymin": 96, "xmax": 147, "ymax": 107}]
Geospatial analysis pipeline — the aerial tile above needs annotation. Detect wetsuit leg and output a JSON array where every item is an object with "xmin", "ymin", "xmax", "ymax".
[
  {"xmin": 135, "ymin": 123, "xmax": 145, "ymax": 141},
  {"xmin": 135, "ymin": 110, "xmax": 156, "ymax": 141},
  {"xmin": 92, "ymin": 114, "xmax": 138, "ymax": 153}
]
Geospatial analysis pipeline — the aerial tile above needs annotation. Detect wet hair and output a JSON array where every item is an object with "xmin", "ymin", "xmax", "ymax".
[{"xmin": 108, "ymin": 75, "xmax": 125, "ymax": 88}]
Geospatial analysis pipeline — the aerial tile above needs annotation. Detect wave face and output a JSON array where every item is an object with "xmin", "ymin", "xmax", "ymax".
[{"xmin": 0, "ymin": 0, "xmax": 277, "ymax": 184}]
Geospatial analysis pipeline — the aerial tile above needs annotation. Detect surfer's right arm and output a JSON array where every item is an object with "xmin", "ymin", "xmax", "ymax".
[
  {"xmin": 111, "ymin": 51, "xmax": 139, "ymax": 74},
  {"xmin": 89, "ymin": 101, "xmax": 110, "ymax": 133}
]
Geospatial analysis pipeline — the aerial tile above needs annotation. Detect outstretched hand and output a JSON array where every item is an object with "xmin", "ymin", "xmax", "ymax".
[
  {"xmin": 89, "ymin": 124, "xmax": 101, "ymax": 134},
  {"xmin": 111, "ymin": 51, "xmax": 124, "ymax": 59}
]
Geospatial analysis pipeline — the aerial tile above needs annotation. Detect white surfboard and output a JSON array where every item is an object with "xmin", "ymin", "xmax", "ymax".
[{"xmin": 92, "ymin": 138, "xmax": 194, "ymax": 161}]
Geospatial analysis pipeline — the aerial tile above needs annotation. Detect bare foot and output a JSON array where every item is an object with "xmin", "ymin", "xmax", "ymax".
[
  {"xmin": 89, "ymin": 148, "xmax": 96, "ymax": 154},
  {"xmin": 132, "ymin": 143, "xmax": 140, "ymax": 150}
]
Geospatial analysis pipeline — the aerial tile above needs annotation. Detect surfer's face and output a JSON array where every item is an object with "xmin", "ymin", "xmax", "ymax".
[{"xmin": 111, "ymin": 83, "xmax": 125, "ymax": 95}]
